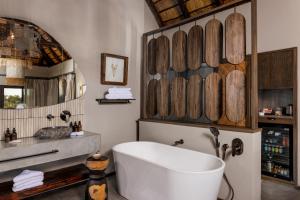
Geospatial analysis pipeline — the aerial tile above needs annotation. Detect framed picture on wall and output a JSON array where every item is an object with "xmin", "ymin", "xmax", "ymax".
[{"xmin": 101, "ymin": 53, "xmax": 128, "ymax": 85}]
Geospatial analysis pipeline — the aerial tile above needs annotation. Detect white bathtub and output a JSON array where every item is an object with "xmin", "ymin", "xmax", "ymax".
[{"xmin": 113, "ymin": 141, "xmax": 225, "ymax": 200}]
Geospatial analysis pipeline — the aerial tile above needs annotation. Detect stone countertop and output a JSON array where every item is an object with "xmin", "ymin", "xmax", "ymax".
[
  {"xmin": 0, "ymin": 131, "xmax": 99, "ymax": 150},
  {"xmin": 0, "ymin": 131, "xmax": 101, "ymax": 172}
]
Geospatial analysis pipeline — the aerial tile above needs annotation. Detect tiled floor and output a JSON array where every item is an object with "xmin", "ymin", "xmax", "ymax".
[
  {"xmin": 31, "ymin": 177, "xmax": 300, "ymax": 200},
  {"xmin": 261, "ymin": 179, "xmax": 300, "ymax": 200}
]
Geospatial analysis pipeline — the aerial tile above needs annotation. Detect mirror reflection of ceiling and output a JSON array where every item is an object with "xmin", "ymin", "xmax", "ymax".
[
  {"xmin": 0, "ymin": 17, "xmax": 86, "ymax": 109},
  {"xmin": 0, "ymin": 17, "xmax": 71, "ymax": 67}
]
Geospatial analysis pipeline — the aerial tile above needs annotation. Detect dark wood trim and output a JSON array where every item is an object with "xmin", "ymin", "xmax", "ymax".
[
  {"xmin": 139, "ymin": 119, "xmax": 262, "ymax": 133},
  {"xmin": 141, "ymin": 35, "xmax": 148, "ymax": 119},
  {"xmin": 250, "ymin": 0, "xmax": 258, "ymax": 129},
  {"xmin": 145, "ymin": 0, "xmax": 163, "ymax": 27},
  {"xmin": 292, "ymin": 47, "xmax": 298, "ymax": 184},
  {"xmin": 178, "ymin": 0, "xmax": 190, "ymax": 18},
  {"xmin": 100, "ymin": 53, "xmax": 128, "ymax": 86},
  {"xmin": 96, "ymin": 99, "xmax": 135, "ymax": 104},
  {"xmin": 136, "ymin": 120, "xmax": 140, "ymax": 141},
  {"xmin": 258, "ymin": 115, "xmax": 293, "ymax": 125},
  {"xmin": 144, "ymin": 0, "xmax": 251, "ymax": 36},
  {"xmin": 162, "ymin": 15, "xmax": 183, "ymax": 24}
]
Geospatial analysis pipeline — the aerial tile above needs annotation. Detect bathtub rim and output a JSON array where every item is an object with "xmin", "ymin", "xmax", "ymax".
[{"xmin": 112, "ymin": 141, "xmax": 225, "ymax": 175}]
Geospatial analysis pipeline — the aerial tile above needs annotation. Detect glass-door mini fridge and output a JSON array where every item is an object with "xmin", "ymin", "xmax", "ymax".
[{"xmin": 260, "ymin": 124, "xmax": 293, "ymax": 181}]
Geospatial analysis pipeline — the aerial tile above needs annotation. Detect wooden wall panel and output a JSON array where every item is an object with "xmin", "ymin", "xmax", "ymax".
[
  {"xmin": 205, "ymin": 19, "xmax": 223, "ymax": 67},
  {"xmin": 171, "ymin": 77, "xmax": 186, "ymax": 118},
  {"xmin": 225, "ymin": 12, "xmax": 246, "ymax": 64},
  {"xmin": 205, "ymin": 73, "xmax": 222, "ymax": 121},
  {"xmin": 156, "ymin": 35, "xmax": 170, "ymax": 74},
  {"xmin": 157, "ymin": 78, "xmax": 170, "ymax": 117},
  {"xmin": 188, "ymin": 25, "xmax": 203, "ymax": 70},
  {"xmin": 187, "ymin": 74, "xmax": 201, "ymax": 119},
  {"xmin": 172, "ymin": 30, "xmax": 187, "ymax": 72}
]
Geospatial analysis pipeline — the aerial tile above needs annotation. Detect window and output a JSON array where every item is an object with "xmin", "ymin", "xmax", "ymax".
[{"xmin": 0, "ymin": 86, "xmax": 24, "ymax": 109}]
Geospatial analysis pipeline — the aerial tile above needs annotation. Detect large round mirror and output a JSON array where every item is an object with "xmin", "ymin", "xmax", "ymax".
[{"xmin": 0, "ymin": 17, "xmax": 85, "ymax": 109}]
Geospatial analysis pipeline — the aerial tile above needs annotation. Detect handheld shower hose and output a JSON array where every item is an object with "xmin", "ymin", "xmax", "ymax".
[{"xmin": 209, "ymin": 127, "xmax": 235, "ymax": 200}]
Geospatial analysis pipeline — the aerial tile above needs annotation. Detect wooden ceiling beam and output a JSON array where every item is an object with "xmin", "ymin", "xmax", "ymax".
[
  {"xmin": 212, "ymin": 0, "xmax": 222, "ymax": 6},
  {"xmin": 40, "ymin": 47, "xmax": 55, "ymax": 66},
  {"xmin": 145, "ymin": 0, "xmax": 164, "ymax": 27},
  {"xmin": 49, "ymin": 47, "xmax": 64, "ymax": 62},
  {"xmin": 153, "ymin": 0, "xmax": 164, "ymax": 4},
  {"xmin": 177, "ymin": 0, "xmax": 190, "ymax": 18},
  {"xmin": 189, "ymin": 3, "xmax": 214, "ymax": 15},
  {"xmin": 163, "ymin": 14, "xmax": 183, "ymax": 24},
  {"xmin": 145, "ymin": 0, "xmax": 251, "ymax": 35},
  {"xmin": 158, "ymin": 4, "xmax": 179, "ymax": 13}
]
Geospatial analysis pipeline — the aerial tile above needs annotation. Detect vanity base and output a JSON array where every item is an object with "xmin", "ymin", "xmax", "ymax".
[{"xmin": 0, "ymin": 164, "xmax": 89, "ymax": 200}]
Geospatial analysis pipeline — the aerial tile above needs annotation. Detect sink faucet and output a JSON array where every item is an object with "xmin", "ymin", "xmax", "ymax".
[{"xmin": 60, "ymin": 110, "xmax": 71, "ymax": 123}]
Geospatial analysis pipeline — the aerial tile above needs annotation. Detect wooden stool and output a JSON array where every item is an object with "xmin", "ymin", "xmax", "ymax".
[{"xmin": 85, "ymin": 153, "xmax": 109, "ymax": 200}]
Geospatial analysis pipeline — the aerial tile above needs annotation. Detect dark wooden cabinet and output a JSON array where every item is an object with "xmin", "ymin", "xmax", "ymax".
[{"xmin": 258, "ymin": 48, "xmax": 294, "ymax": 89}]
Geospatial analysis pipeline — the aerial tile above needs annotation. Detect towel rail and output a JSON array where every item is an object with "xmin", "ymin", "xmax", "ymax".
[{"xmin": 0, "ymin": 149, "xmax": 59, "ymax": 163}]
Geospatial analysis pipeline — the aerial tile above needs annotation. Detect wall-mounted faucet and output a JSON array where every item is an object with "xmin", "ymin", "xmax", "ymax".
[{"xmin": 46, "ymin": 114, "xmax": 55, "ymax": 121}]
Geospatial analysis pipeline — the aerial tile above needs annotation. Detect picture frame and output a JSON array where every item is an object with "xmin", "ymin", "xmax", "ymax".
[{"xmin": 101, "ymin": 53, "xmax": 128, "ymax": 85}]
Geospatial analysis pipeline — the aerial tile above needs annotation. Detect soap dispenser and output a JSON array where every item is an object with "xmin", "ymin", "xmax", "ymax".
[
  {"xmin": 11, "ymin": 128, "xmax": 17, "ymax": 140},
  {"xmin": 78, "ymin": 121, "xmax": 82, "ymax": 131},
  {"xmin": 4, "ymin": 128, "xmax": 11, "ymax": 143}
]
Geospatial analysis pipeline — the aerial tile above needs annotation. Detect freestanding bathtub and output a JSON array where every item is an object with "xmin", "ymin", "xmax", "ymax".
[{"xmin": 113, "ymin": 141, "xmax": 225, "ymax": 200}]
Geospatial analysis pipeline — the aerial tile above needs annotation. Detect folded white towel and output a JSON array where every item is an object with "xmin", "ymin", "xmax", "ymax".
[
  {"xmin": 108, "ymin": 88, "xmax": 131, "ymax": 93},
  {"xmin": 105, "ymin": 94, "xmax": 134, "ymax": 100},
  {"xmin": 70, "ymin": 131, "xmax": 84, "ymax": 136},
  {"xmin": 13, "ymin": 170, "xmax": 44, "ymax": 183},
  {"xmin": 12, "ymin": 181, "xmax": 43, "ymax": 192},
  {"xmin": 108, "ymin": 90, "xmax": 132, "ymax": 95},
  {"xmin": 14, "ymin": 176, "xmax": 44, "ymax": 188}
]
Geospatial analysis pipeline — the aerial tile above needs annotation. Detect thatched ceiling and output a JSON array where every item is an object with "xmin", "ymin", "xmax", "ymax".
[
  {"xmin": 0, "ymin": 17, "xmax": 71, "ymax": 67},
  {"xmin": 146, "ymin": 0, "xmax": 234, "ymax": 27}
]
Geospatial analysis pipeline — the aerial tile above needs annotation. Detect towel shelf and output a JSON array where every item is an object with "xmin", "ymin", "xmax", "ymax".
[
  {"xmin": 0, "ymin": 164, "xmax": 89, "ymax": 200},
  {"xmin": 0, "ymin": 150, "xmax": 59, "ymax": 163},
  {"xmin": 96, "ymin": 98, "xmax": 136, "ymax": 104}
]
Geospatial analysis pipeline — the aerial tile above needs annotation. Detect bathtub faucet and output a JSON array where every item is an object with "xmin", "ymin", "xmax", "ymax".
[{"xmin": 172, "ymin": 139, "xmax": 184, "ymax": 146}]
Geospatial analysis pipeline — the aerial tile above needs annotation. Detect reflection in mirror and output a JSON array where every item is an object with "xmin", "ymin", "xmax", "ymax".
[{"xmin": 0, "ymin": 17, "xmax": 86, "ymax": 109}]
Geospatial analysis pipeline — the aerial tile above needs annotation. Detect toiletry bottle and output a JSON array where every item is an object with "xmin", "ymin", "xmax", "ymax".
[
  {"xmin": 74, "ymin": 121, "xmax": 78, "ymax": 132},
  {"xmin": 12, "ymin": 128, "xmax": 17, "ymax": 140},
  {"xmin": 78, "ymin": 121, "xmax": 82, "ymax": 131},
  {"xmin": 5, "ymin": 128, "xmax": 10, "ymax": 143},
  {"xmin": 70, "ymin": 122, "xmax": 74, "ymax": 131}
]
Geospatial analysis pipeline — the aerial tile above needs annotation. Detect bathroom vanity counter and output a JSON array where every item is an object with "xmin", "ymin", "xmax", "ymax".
[{"xmin": 0, "ymin": 132, "xmax": 100, "ymax": 172}]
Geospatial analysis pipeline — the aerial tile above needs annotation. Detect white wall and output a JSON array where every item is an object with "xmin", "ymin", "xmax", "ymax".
[{"xmin": 0, "ymin": 0, "xmax": 158, "ymax": 153}]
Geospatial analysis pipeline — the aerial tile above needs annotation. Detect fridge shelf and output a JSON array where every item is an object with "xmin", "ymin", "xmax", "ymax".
[{"xmin": 262, "ymin": 170, "xmax": 291, "ymax": 181}]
